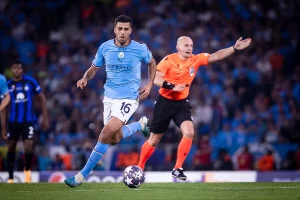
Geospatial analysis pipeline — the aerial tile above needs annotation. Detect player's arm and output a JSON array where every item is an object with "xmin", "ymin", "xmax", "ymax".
[
  {"xmin": 0, "ymin": 75, "xmax": 10, "ymax": 112},
  {"xmin": 139, "ymin": 58, "xmax": 156, "ymax": 100},
  {"xmin": 0, "ymin": 93, "xmax": 10, "ymax": 112},
  {"xmin": 38, "ymin": 92, "xmax": 49, "ymax": 130},
  {"xmin": 148, "ymin": 58, "xmax": 156, "ymax": 85},
  {"xmin": 77, "ymin": 66, "xmax": 99, "ymax": 89},
  {"xmin": 154, "ymin": 58, "xmax": 186, "ymax": 92},
  {"xmin": 154, "ymin": 71, "xmax": 186, "ymax": 92},
  {"xmin": 77, "ymin": 44, "xmax": 103, "ymax": 89},
  {"xmin": 0, "ymin": 104, "xmax": 7, "ymax": 140},
  {"xmin": 208, "ymin": 37, "xmax": 252, "ymax": 64}
]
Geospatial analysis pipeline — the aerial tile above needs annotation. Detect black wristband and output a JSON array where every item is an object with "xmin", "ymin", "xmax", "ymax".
[
  {"xmin": 233, "ymin": 45, "xmax": 238, "ymax": 52},
  {"xmin": 162, "ymin": 81, "xmax": 175, "ymax": 89}
]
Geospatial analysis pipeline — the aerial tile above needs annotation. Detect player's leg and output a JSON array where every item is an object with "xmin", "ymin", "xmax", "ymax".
[
  {"xmin": 109, "ymin": 98, "xmax": 149, "ymax": 145},
  {"xmin": 110, "ymin": 116, "xmax": 149, "ymax": 145},
  {"xmin": 23, "ymin": 139, "xmax": 34, "ymax": 183},
  {"xmin": 172, "ymin": 109, "xmax": 194, "ymax": 181},
  {"xmin": 6, "ymin": 122, "xmax": 20, "ymax": 183},
  {"xmin": 6, "ymin": 140, "xmax": 17, "ymax": 183},
  {"xmin": 137, "ymin": 132, "xmax": 163, "ymax": 170},
  {"xmin": 65, "ymin": 117, "xmax": 122, "ymax": 187},
  {"xmin": 137, "ymin": 95, "xmax": 172, "ymax": 170},
  {"xmin": 22, "ymin": 123, "xmax": 35, "ymax": 183}
]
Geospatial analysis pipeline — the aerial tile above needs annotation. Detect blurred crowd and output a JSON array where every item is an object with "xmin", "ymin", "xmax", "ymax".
[{"xmin": 0, "ymin": 0, "xmax": 300, "ymax": 172}]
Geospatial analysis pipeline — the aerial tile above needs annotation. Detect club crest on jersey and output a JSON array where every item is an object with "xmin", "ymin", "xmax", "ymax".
[
  {"xmin": 118, "ymin": 52, "xmax": 124, "ymax": 58},
  {"xmin": 189, "ymin": 67, "xmax": 195, "ymax": 76}
]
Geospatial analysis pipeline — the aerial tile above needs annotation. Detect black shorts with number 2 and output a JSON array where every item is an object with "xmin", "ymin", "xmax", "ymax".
[
  {"xmin": 150, "ymin": 95, "xmax": 193, "ymax": 133},
  {"xmin": 7, "ymin": 122, "xmax": 35, "ymax": 141}
]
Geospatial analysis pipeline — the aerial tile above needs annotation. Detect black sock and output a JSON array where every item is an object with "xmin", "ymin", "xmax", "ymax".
[
  {"xmin": 24, "ymin": 152, "xmax": 33, "ymax": 171},
  {"xmin": 7, "ymin": 152, "xmax": 15, "ymax": 179}
]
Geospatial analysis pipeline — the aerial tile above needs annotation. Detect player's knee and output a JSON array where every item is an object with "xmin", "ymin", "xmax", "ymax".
[
  {"xmin": 110, "ymin": 135, "xmax": 122, "ymax": 145},
  {"xmin": 8, "ymin": 141, "xmax": 17, "ymax": 151},
  {"xmin": 148, "ymin": 138, "xmax": 160, "ymax": 147},
  {"xmin": 99, "ymin": 134, "xmax": 112, "ymax": 143},
  {"xmin": 99, "ymin": 130, "xmax": 114, "ymax": 143},
  {"xmin": 183, "ymin": 131, "xmax": 194, "ymax": 139}
]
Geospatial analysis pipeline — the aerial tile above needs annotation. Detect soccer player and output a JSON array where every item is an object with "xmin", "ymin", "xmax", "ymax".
[
  {"xmin": 1, "ymin": 61, "xmax": 49, "ymax": 183},
  {"xmin": 64, "ymin": 15, "xmax": 156, "ymax": 187},
  {"xmin": 0, "ymin": 74, "xmax": 10, "ymax": 111},
  {"xmin": 137, "ymin": 36, "xmax": 252, "ymax": 180}
]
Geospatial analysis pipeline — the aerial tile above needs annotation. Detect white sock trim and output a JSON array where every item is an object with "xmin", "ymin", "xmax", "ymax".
[{"xmin": 75, "ymin": 172, "xmax": 85, "ymax": 183}]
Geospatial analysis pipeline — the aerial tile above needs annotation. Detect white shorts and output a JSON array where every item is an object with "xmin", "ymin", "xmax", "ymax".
[{"xmin": 103, "ymin": 96, "xmax": 139, "ymax": 125}]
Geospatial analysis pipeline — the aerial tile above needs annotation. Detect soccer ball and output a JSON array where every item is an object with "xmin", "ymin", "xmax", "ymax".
[{"xmin": 122, "ymin": 165, "xmax": 145, "ymax": 188}]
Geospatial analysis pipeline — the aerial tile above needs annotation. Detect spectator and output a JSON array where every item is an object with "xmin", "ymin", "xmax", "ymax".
[
  {"xmin": 281, "ymin": 151, "xmax": 296, "ymax": 170},
  {"xmin": 237, "ymin": 146, "xmax": 253, "ymax": 170},
  {"xmin": 51, "ymin": 154, "xmax": 65, "ymax": 170},
  {"xmin": 192, "ymin": 135, "xmax": 212, "ymax": 170},
  {"xmin": 213, "ymin": 148, "xmax": 233, "ymax": 171},
  {"xmin": 258, "ymin": 150, "xmax": 275, "ymax": 171}
]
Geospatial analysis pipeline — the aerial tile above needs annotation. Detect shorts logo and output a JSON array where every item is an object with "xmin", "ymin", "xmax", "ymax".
[
  {"xmin": 118, "ymin": 52, "xmax": 124, "ymax": 58},
  {"xmin": 189, "ymin": 67, "xmax": 195, "ymax": 76}
]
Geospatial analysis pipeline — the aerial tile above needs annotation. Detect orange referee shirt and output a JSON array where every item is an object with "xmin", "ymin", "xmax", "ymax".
[{"xmin": 157, "ymin": 53, "xmax": 210, "ymax": 100}]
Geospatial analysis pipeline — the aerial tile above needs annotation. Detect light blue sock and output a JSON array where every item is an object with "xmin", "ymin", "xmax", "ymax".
[
  {"xmin": 80, "ymin": 142, "xmax": 109, "ymax": 178},
  {"xmin": 122, "ymin": 122, "xmax": 142, "ymax": 139}
]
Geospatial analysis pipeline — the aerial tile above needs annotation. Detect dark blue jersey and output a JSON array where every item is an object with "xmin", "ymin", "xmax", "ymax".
[{"xmin": 7, "ymin": 75, "xmax": 42, "ymax": 123}]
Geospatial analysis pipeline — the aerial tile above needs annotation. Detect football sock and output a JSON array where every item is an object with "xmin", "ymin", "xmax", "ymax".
[
  {"xmin": 137, "ymin": 141, "xmax": 155, "ymax": 170},
  {"xmin": 174, "ymin": 137, "xmax": 192, "ymax": 169},
  {"xmin": 7, "ymin": 152, "xmax": 15, "ymax": 179},
  {"xmin": 122, "ymin": 122, "xmax": 142, "ymax": 139},
  {"xmin": 24, "ymin": 152, "xmax": 33, "ymax": 171},
  {"xmin": 80, "ymin": 142, "xmax": 109, "ymax": 179},
  {"xmin": 75, "ymin": 172, "xmax": 85, "ymax": 183}
]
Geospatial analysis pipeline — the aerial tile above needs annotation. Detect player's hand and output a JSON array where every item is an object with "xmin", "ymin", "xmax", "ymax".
[
  {"xmin": 139, "ymin": 83, "xmax": 152, "ymax": 100},
  {"xmin": 173, "ymin": 84, "xmax": 187, "ymax": 92},
  {"xmin": 77, "ymin": 78, "xmax": 88, "ymax": 89},
  {"xmin": 1, "ymin": 129, "xmax": 7, "ymax": 140},
  {"xmin": 42, "ymin": 118, "xmax": 49, "ymax": 131},
  {"xmin": 234, "ymin": 37, "xmax": 252, "ymax": 50}
]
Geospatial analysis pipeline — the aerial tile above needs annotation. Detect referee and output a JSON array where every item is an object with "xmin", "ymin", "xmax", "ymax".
[{"xmin": 1, "ymin": 61, "xmax": 48, "ymax": 183}]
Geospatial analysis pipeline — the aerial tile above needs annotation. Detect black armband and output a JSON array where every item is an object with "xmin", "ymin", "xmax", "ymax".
[{"xmin": 162, "ymin": 81, "xmax": 175, "ymax": 89}]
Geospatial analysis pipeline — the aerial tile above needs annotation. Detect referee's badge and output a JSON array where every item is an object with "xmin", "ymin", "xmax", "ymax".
[
  {"xmin": 118, "ymin": 52, "xmax": 124, "ymax": 58},
  {"xmin": 189, "ymin": 67, "xmax": 195, "ymax": 76}
]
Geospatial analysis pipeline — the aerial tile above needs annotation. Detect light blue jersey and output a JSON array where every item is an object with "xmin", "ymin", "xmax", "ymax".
[
  {"xmin": 92, "ymin": 39, "xmax": 152, "ymax": 100},
  {"xmin": 0, "ymin": 74, "xmax": 8, "ymax": 96}
]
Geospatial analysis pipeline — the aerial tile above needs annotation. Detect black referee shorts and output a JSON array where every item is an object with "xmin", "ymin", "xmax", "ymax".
[{"xmin": 150, "ymin": 95, "xmax": 193, "ymax": 133}]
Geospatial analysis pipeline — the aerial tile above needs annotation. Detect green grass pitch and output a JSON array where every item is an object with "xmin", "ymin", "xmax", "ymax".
[{"xmin": 0, "ymin": 182, "xmax": 300, "ymax": 200}]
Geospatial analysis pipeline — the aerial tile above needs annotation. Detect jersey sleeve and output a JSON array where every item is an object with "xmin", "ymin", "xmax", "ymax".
[
  {"xmin": 156, "ymin": 56, "xmax": 170, "ymax": 74},
  {"xmin": 195, "ymin": 53, "xmax": 210, "ymax": 67},
  {"xmin": 92, "ymin": 44, "xmax": 104, "ymax": 67},
  {"xmin": 0, "ymin": 75, "xmax": 8, "ymax": 96},
  {"xmin": 27, "ymin": 76, "xmax": 42, "ymax": 94},
  {"xmin": 140, "ymin": 43, "xmax": 152, "ymax": 64}
]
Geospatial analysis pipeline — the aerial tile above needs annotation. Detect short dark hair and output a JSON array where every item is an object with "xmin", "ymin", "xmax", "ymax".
[
  {"xmin": 10, "ymin": 60, "xmax": 22, "ymax": 67},
  {"xmin": 114, "ymin": 15, "xmax": 132, "ymax": 27}
]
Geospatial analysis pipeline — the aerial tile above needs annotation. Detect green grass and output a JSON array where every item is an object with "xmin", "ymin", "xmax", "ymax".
[{"xmin": 0, "ymin": 182, "xmax": 300, "ymax": 200}]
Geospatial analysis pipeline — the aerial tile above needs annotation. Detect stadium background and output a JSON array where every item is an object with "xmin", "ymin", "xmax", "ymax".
[{"xmin": 0, "ymin": 0, "xmax": 300, "ymax": 179}]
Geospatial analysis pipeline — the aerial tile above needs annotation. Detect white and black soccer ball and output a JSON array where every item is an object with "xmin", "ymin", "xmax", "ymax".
[{"xmin": 122, "ymin": 165, "xmax": 145, "ymax": 188}]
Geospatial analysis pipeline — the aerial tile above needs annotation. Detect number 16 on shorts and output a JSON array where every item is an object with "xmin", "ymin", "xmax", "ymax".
[{"xmin": 103, "ymin": 97, "xmax": 139, "ymax": 125}]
